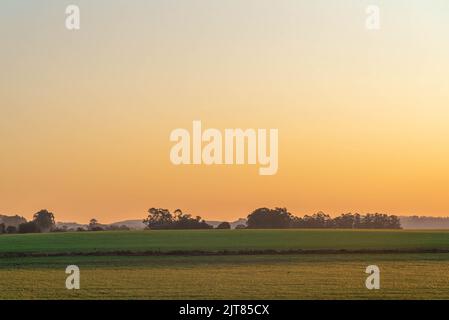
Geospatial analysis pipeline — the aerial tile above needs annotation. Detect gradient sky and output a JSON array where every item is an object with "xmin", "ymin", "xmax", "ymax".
[{"xmin": 1, "ymin": 0, "xmax": 449, "ymax": 223}]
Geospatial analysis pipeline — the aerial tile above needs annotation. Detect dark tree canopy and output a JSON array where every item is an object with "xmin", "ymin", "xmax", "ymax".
[
  {"xmin": 247, "ymin": 208, "xmax": 401, "ymax": 229},
  {"xmin": 33, "ymin": 209, "xmax": 55, "ymax": 232},
  {"xmin": 18, "ymin": 221, "xmax": 40, "ymax": 234},
  {"xmin": 247, "ymin": 207, "xmax": 293, "ymax": 229},
  {"xmin": 143, "ymin": 208, "xmax": 212, "ymax": 230},
  {"xmin": 6, "ymin": 226, "xmax": 17, "ymax": 234},
  {"xmin": 88, "ymin": 218, "xmax": 105, "ymax": 231},
  {"xmin": 216, "ymin": 222, "xmax": 231, "ymax": 229}
]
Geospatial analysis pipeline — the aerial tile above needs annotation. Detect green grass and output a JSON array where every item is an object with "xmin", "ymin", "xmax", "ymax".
[
  {"xmin": 1, "ymin": 253, "xmax": 449, "ymax": 299},
  {"xmin": 1, "ymin": 229, "xmax": 449, "ymax": 254},
  {"xmin": 2, "ymin": 229, "xmax": 449, "ymax": 299}
]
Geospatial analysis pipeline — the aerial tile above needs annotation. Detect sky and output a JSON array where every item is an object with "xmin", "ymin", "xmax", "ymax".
[{"xmin": 1, "ymin": 0, "xmax": 449, "ymax": 223}]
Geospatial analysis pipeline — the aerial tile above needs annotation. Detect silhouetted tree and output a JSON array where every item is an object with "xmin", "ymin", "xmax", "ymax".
[
  {"xmin": 247, "ymin": 207, "xmax": 293, "ymax": 229},
  {"xmin": 333, "ymin": 213, "xmax": 357, "ymax": 229},
  {"xmin": 388, "ymin": 215, "xmax": 401, "ymax": 229},
  {"xmin": 33, "ymin": 209, "xmax": 55, "ymax": 232},
  {"xmin": 173, "ymin": 210, "xmax": 212, "ymax": 229},
  {"xmin": 143, "ymin": 208, "xmax": 173, "ymax": 229},
  {"xmin": 6, "ymin": 226, "xmax": 17, "ymax": 234},
  {"xmin": 0, "ymin": 223, "xmax": 5, "ymax": 234},
  {"xmin": 88, "ymin": 218, "xmax": 104, "ymax": 231},
  {"xmin": 216, "ymin": 222, "xmax": 231, "ymax": 229},
  {"xmin": 353, "ymin": 213, "xmax": 362, "ymax": 228},
  {"xmin": 143, "ymin": 208, "xmax": 212, "ymax": 230},
  {"xmin": 18, "ymin": 221, "xmax": 40, "ymax": 234}
]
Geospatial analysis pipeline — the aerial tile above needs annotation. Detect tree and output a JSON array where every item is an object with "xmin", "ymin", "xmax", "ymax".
[
  {"xmin": 88, "ymin": 219, "xmax": 104, "ymax": 231},
  {"xmin": 235, "ymin": 224, "xmax": 246, "ymax": 229},
  {"xmin": 388, "ymin": 215, "xmax": 401, "ymax": 229},
  {"xmin": 143, "ymin": 208, "xmax": 173, "ymax": 229},
  {"xmin": 172, "ymin": 210, "xmax": 211, "ymax": 229},
  {"xmin": 309, "ymin": 212, "xmax": 332, "ymax": 228},
  {"xmin": 143, "ymin": 208, "xmax": 212, "ymax": 230},
  {"xmin": 333, "ymin": 213, "xmax": 356, "ymax": 229},
  {"xmin": 33, "ymin": 209, "xmax": 55, "ymax": 232},
  {"xmin": 89, "ymin": 218, "xmax": 98, "ymax": 229},
  {"xmin": 247, "ymin": 207, "xmax": 293, "ymax": 229},
  {"xmin": 353, "ymin": 213, "xmax": 362, "ymax": 228},
  {"xmin": 173, "ymin": 209, "xmax": 183, "ymax": 221},
  {"xmin": 18, "ymin": 221, "xmax": 40, "ymax": 234},
  {"xmin": 6, "ymin": 226, "xmax": 17, "ymax": 234},
  {"xmin": 216, "ymin": 222, "xmax": 231, "ymax": 229},
  {"xmin": 0, "ymin": 223, "xmax": 5, "ymax": 234}
]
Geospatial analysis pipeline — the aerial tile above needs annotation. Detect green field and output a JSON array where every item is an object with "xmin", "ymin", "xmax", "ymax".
[
  {"xmin": 1, "ymin": 229, "xmax": 449, "ymax": 254},
  {"xmin": 1, "ymin": 229, "xmax": 449, "ymax": 299}
]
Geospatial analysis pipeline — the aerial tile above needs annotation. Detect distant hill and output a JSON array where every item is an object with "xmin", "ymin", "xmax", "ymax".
[
  {"xmin": 56, "ymin": 220, "xmax": 147, "ymax": 230},
  {"xmin": 105, "ymin": 218, "xmax": 247, "ymax": 230},
  {"xmin": 0, "ymin": 214, "xmax": 27, "ymax": 228},
  {"xmin": 206, "ymin": 218, "xmax": 247, "ymax": 229},
  {"xmin": 110, "ymin": 220, "xmax": 146, "ymax": 230},
  {"xmin": 399, "ymin": 216, "xmax": 449, "ymax": 229},
  {"xmin": 102, "ymin": 218, "xmax": 248, "ymax": 230},
  {"xmin": 56, "ymin": 222, "xmax": 88, "ymax": 230}
]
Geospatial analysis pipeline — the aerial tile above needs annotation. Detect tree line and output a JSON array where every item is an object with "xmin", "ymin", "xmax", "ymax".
[
  {"xmin": 0, "ymin": 207, "xmax": 402, "ymax": 234},
  {"xmin": 143, "ymin": 208, "xmax": 212, "ymax": 230},
  {"xmin": 246, "ymin": 208, "xmax": 401, "ymax": 229},
  {"xmin": 0, "ymin": 210, "xmax": 129, "ymax": 234},
  {"xmin": 142, "ymin": 207, "xmax": 401, "ymax": 230},
  {"xmin": 0, "ymin": 210, "xmax": 56, "ymax": 234}
]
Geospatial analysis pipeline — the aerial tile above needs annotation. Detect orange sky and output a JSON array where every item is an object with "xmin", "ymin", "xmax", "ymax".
[{"xmin": 1, "ymin": 1, "xmax": 449, "ymax": 223}]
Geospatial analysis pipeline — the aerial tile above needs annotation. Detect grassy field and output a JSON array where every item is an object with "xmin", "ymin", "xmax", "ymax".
[
  {"xmin": 1, "ymin": 253, "xmax": 449, "ymax": 299},
  {"xmin": 1, "ymin": 229, "xmax": 449, "ymax": 254},
  {"xmin": 1, "ymin": 229, "xmax": 449, "ymax": 299}
]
